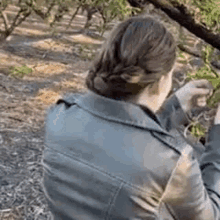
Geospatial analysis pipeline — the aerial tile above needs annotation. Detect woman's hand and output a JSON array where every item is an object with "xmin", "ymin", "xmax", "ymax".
[{"xmin": 175, "ymin": 79, "xmax": 214, "ymax": 114}]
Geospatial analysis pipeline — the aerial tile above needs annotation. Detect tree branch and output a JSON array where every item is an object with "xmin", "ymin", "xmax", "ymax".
[
  {"xmin": 8, "ymin": 7, "xmax": 32, "ymax": 37},
  {"xmin": 177, "ymin": 44, "xmax": 202, "ymax": 58},
  {"xmin": 141, "ymin": 0, "xmax": 220, "ymax": 50},
  {"xmin": 0, "ymin": 10, "xmax": 9, "ymax": 30},
  {"xmin": 29, "ymin": 5, "xmax": 46, "ymax": 19},
  {"xmin": 45, "ymin": 0, "xmax": 56, "ymax": 17},
  {"xmin": 26, "ymin": 1, "xmax": 50, "ymax": 20},
  {"xmin": 66, "ymin": 5, "xmax": 81, "ymax": 30}
]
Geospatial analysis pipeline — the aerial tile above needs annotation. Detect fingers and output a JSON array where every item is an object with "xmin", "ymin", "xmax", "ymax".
[
  {"xmin": 191, "ymin": 88, "xmax": 211, "ymax": 96},
  {"xmin": 190, "ymin": 88, "xmax": 212, "ymax": 108},
  {"xmin": 191, "ymin": 79, "xmax": 214, "ymax": 90},
  {"xmin": 189, "ymin": 78, "xmax": 214, "ymax": 97},
  {"xmin": 197, "ymin": 96, "xmax": 207, "ymax": 107}
]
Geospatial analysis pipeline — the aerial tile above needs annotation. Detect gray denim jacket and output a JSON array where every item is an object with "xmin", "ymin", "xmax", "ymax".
[{"xmin": 42, "ymin": 90, "xmax": 220, "ymax": 220}]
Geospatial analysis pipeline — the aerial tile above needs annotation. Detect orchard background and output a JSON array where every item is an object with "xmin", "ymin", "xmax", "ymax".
[{"xmin": 0, "ymin": 0, "xmax": 220, "ymax": 219}]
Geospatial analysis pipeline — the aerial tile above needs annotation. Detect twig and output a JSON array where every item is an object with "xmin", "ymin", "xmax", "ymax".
[
  {"xmin": 8, "ymin": 116, "xmax": 24, "ymax": 122},
  {"xmin": 66, "ymin": 5, "xmax": 81, "ymax": 30},
  {"xmin": 0, "ymin": 83, "xmax": 10, "ymax": 93},
  {"xmin": 193, "ymin": 111, "xmax": 205, "ymax": 121},
  {"xmin": 45, "ymin": 0, "xmax": 56, "ymax": 18},
  {"xmin": 177, "ymin": 43, "xmax": 201, "ymax": 58},
  {"xmin": 207, "ymin": 82, "xmax": 220, "ymax": 107},
  {"xmin": 0, "ymin": 10, "xmax": 9, "ymax": 30},
  {"xmin": 0, "ymin": 208, "xmax": 12, "ymax": 212},
  {"xmin": 147, "ymin": 0, "xmax": 220, "ymax": 50},
  {"xmin": 209, "ymin": 63, "xmax": 220, "ymax": 78},
  {"xmin": 184, "ymin": 122, "xmax": 193, "ymax": 138},
  {"xmin": 203, "ymin": 112, "xmax": 214, "ymax": 121}
]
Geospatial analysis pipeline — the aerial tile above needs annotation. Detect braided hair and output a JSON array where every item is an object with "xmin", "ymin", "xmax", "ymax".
[{"xmin": 86, "ymin": 15, "xmax": 176, "ymax": 100}]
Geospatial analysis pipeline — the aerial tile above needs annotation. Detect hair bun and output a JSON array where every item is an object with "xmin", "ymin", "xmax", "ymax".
[
  {"xmin": 86, "ymin": 16, "xmax": 176, "ymax": 99},
  {"xmin": 108, "ymin": 66, "xmax": 144, "ymax": 84}
]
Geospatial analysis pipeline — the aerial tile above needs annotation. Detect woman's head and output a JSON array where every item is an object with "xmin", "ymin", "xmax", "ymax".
[{"xmin": 86, "ymin": 15, "xmax": 176, "ymax": 101}]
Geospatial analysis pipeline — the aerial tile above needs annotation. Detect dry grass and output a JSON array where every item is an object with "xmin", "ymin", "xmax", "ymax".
[{"xmin": 0, "ymin": 5, "xmax": 99, "ymax": 219}]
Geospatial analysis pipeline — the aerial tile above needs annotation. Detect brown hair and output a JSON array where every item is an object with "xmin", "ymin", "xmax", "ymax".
[{"xmin": 86, "ymin": 15, "xmax": 176, "ymax": 100}]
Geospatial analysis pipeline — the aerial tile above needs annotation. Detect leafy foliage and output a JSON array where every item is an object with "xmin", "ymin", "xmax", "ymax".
[
  {"xmin": 190, "ymin": 122, "xmax": 207, "ymax": 138},
  {"xmin": 193, "ymin": 0, "xmax": 220, "ymax": 30},
  {"xmin": 86, "ymin": 0, "xmax": 139, "ymax": 36},
  {"xmin": 176, "ymin": 0, "xmax": 220, "ymax": 32},
  {"xmin": 186, "ymin": 45, "xmax": 220, "ymax": 108},
  {"xmin": 184, "ymin": 43, "xmax": 220, "ymax": 140}
]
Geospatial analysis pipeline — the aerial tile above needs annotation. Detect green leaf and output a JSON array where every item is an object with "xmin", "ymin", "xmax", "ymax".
[
  {"xmin": 190, "ymin": 73, "xmax": 220, "ymax": 89},
  {"xmin": 190, "ymin": 123, "xmax": 206, "ymax": 138},
  {"xmin": 191, "ymin": 126, "xmax": 196, "ymax": 135},
  {"xmin": 10, "ymin": 65, "xmax": 33, "ymax": 78},
  {"xmin": 207, "ymin": 90, "xmax": 220, "ymax": 107},
  {"xmin": 177, "ymin": 60, "xmax": 188, "ymax": 64},
  {"xmin": 207, "ymin": 78, "xmax": 220, "ymax": 89},
  {"xmin": 178, "ymin": 53, "xmax": 185, "ymax": 59}
]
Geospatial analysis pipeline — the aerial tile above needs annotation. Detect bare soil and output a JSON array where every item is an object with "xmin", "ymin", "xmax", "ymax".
[
  {"xmin": 0, "ymin": 5, "xmax": 104, "ymax": 219},
  {"xmin": 0, "ymin": 4, "xmax": 219, "ymax": 220}
]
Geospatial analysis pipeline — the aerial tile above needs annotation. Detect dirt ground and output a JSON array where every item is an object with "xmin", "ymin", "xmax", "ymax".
[
  {"xmin": 0, "ymin": 4, "xmax": 219, "ymax": 220},
  {"xmin": 0, "ymin": 5, "xmax": 105, "ymax": 219}
]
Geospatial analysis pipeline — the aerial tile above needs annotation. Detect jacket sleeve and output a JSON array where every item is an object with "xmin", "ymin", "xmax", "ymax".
[
  {"xmin": 160, "ymin": 124, "xmax": 220, "ymax": 220},
  {"xmin": 156, "ymin": 94, "xmax": 192, "ymax": 132}
]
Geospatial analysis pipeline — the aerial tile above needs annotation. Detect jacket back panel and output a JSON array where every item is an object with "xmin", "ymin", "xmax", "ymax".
[{"xmin": 42, "ymin": 102, "xmax": 181, "ymax": 219}]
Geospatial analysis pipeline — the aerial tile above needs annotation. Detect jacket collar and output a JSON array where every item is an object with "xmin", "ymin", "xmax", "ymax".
[{"xmin": 75, "ymin": 90, "xmax": 173, "ymax": 137}]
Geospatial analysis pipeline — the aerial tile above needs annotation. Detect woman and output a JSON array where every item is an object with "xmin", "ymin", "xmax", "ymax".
[{"xmin": 42, "ymin": 16, "xmax": 220, "ymax": 219}]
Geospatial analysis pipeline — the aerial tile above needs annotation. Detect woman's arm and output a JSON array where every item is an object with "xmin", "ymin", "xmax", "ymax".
[
  {"xmin": 156, "ymin": 94, "xmax": 192, "ymax": 131},
  {"xmin": 157, "ymin": 79, "xmax": 213, "ymax": 132}
]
